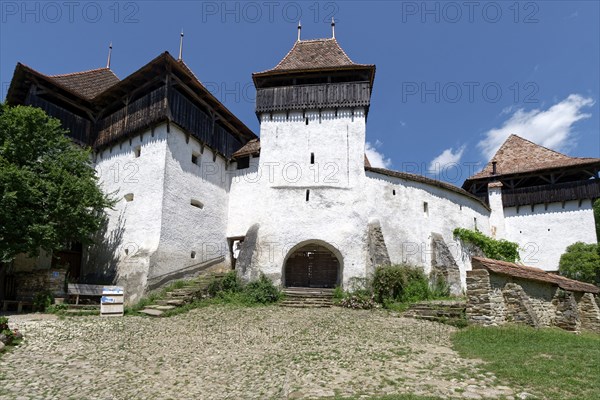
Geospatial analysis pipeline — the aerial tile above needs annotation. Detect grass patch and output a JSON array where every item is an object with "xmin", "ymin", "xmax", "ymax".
[{"xmin": 453, "ymin": 325, "xmax": 600, "ymax": 400}]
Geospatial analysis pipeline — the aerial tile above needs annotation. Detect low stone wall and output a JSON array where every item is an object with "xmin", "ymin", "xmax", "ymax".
[
  {"xmin": 466, "ymin": 269, "xmax": 600, "ymax": 333},
  {"xmin": 15, "ymin": 269, "xmax": 67, "ymax": 299}
]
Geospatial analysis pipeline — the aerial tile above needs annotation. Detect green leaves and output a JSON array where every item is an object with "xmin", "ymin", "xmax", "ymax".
[
  {"xmin": 559, "ymin": 242, "xmax": 600, "ymax": 286},
  {"xmin": 0, "ymin": 104, "xmax": 115, "ymax": 262},
  {"xmin": 453, "ymin": 228, "xmax": 520, "ymax": 262}
]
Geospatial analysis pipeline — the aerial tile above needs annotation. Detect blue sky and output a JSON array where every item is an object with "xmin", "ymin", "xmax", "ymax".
[{"xmin": 1, "ymin": 1, "xmax": 598, "ymax": 185}]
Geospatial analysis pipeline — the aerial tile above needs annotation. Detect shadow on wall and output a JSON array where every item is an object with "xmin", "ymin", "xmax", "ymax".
[{"xmin": 80, "ymin": 211, "xmax": 126, "ymax": 285}]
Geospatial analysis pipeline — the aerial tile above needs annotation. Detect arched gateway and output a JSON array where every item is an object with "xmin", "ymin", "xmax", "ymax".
[{"xmin": 283, "ymin": 243, "xmax": 341, "ymax": 288}]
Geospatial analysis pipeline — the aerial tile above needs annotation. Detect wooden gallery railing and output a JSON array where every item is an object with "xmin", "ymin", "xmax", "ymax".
[
  {"xmin": 26, "ymin": 93, "xmax": 93, "ymax": 145},
  {"xmin": 94, "ymin": 87, "xmax": 243, "ymax": 157},
  {"xmin": 502, "ymin": 180, "xmax": 600, "ymax": 207}
]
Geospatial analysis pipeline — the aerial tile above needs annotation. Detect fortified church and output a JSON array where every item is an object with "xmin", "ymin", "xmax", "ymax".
[{"xmin": 5, "ymin": 25, "xmax": 600, "ymax": 303}]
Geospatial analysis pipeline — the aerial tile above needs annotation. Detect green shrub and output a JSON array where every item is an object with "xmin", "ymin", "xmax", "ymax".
[
  {"xmin": 372, "ymin": 264, "xmax": 431, "ymax": 303},
  {"xmin": 559, "ymin": 242, "xmax": 600, "ymax": 286},
  {"xmin": 0, "ymin": 316, "xmax": 8, "ymax": 332},
  {"xmin": 340, "ymin": 292, "xmax": 378, "ymax": 309},
  {"xmin": 453, "ymin": 227, "xmax": 520, "ymax": 262},
  {"xmin": 244, "ymin": 274, "xmax": 281, "ymax": 304},
  {"xmin": 33, "ymin": 290, "xmax": 54, "ymax": 312},
  {"xmin": 207, "ymin": 271, "xmax": 242, "ymax": 297}
]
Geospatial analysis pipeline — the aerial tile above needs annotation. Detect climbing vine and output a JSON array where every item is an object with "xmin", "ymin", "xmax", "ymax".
[{"xmin": 453, "ymin": 228, "xmax": 520, "ymax": 263}]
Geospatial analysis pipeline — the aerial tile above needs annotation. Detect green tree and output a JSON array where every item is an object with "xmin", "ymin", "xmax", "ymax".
[
  {"xmin": 559, "ymin": 242, "xmax": 600, "ymax": 286},
  {"xmin": 0, "ymin": 104, "xmax": 114, "ymax": 263}
]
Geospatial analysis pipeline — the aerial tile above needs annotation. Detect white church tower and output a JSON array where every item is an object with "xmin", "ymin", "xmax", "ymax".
[{"xmin": 227, "ymin": 25, "xmax": 377, "ymax": 288}]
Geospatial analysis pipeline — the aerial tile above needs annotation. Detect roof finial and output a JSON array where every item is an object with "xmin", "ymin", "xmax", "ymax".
[
  {"xmin": 331, "ymin": 17, "xmax": 335, "ymax": 39},
  {"xmin": 178, "ymin": 29, "xmax": 184, "ymax": 61},
  {"xmin": 297, "ymin": 20, "xmax": 302, "ymax": 41},
  {"xmin": 106, "ymin": 42, "xmax": 112, "ymax": 69}
]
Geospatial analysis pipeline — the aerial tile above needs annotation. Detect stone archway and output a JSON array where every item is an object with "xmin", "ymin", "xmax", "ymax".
[{"xmin": 283, "ymin": 242, "xmax": 341, "ymax": 288}]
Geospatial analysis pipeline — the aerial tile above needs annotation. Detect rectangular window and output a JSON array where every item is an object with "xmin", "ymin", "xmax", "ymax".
[
  {"xmin": 237, "ymin": 156, "xmax": 250, "ymax": 170},
  {"xmin": 423, "ymin": 202, "xmax": 429, "ymax": 216},
  {"xmin": 134, "ymin": 146, "xmax": 141, "ymax": 158},
  {"xmin": 191, "ymin": 152, "xmax": 200, "ymax": 165}
]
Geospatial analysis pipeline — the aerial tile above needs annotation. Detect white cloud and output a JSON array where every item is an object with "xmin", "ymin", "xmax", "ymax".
[
  {"xmin": 478, "ymin": 94, "xmax": 594, "ymax": 160},
  {"xmin": 365, "ymin": 140, "xmax": 392, "ymax": 169},
  {"xmin": 428, "ymin": 145, "xmax": 466, "ymax": 174}
]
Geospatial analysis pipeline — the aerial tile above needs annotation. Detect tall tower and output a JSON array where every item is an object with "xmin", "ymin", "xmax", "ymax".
[{"xmin": 252, "ymin": 35, "xmax": 375, "ymax": 188}]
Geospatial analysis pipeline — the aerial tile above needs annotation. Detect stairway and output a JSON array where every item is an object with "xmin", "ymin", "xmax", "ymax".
[
  {"xmin": 403, "ymin": 300, "xmax": 466, "ymax": 324},
  {"xmin": 138, "ymin": 273, "xmax": 225, "ymax": 317},
  {"xmin": 279, "ymin": 287, "xmax": 335, "ymax": 308}
]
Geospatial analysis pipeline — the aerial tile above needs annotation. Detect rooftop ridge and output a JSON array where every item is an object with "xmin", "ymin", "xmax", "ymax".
[{"xmin": 48, "ymin": 67, "xmax": 118, "ymax": 79}]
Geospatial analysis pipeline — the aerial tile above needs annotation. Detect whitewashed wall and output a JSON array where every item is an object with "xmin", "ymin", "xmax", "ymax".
[
  {"xmin": 86, "ymin": 125, "xmax": 168, "ymax": 303},
  {"xmin": 364, "ymin": 172, "xmax": 491, "ymax": 289},
  {"xmin": 151, "ymin": 125, "xmax": 230, "ymax": 283},
  {"xmin": 227, "ymin": 109, "xmax": 491, "ymax": 289},
  {"xmin": 503, "ymin": 199, "xmax": 597, "ymax": 270}
]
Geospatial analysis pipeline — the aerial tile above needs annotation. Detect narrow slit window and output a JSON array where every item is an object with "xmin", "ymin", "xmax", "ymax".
[
  {"xmin": 134, "ymin": 146, "xmax": 141, "ymax": 158},
  {"xmin": 310, "ymin": 152, "xmax": 315, "ymax": 164},
  {"xmin": 190, "ymin": 199, "xmax": 204, "ymax": 209},
  {"xmin": 305, "ymin": 118, "xmax": 309, "ymax": 125},
  {"xmin": 392, "ymin": 189, "xmax": 396, "ymax": 196},
  {"xmin": 306, "ymin": 190, "xmax": 310, "ymax": 202},
  {"xmin": 423, "ymin": 202, "xmax": 429, "ymax": 216},
  {"xmin": 474, "ymin": 217, "xmax": 478, "ymax": 230},
  {"xmin": 124, "ymin": 193, "xmax": 134, "ymax": 202},
  {"xmin": 191, "ymin": 251, "xmax": 196, "ymax": 259}
]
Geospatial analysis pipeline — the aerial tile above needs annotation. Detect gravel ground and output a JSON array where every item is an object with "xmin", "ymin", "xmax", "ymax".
[{"xmin": 0, "ymin": 307, "xmax": 519, "ymax": 400}]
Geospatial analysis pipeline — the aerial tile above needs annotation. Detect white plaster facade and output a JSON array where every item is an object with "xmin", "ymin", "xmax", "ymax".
[
  {"xmin": 227, "ymin": 109, "xmax": 491, "ymax": 290},
  {"xmin": 500, "ymin": 199, "xmax": 597, "ymax": 270}
]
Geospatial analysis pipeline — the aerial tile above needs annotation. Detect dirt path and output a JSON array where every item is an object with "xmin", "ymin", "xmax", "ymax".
[{"xmin": 0, "ymin": 307, "xmax": 518, "ymax": 399}]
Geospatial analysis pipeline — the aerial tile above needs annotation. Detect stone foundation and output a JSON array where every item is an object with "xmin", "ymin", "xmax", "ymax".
[{"xmin": 466, "ymin": 269, "xmax": 600, "ymax": 333}]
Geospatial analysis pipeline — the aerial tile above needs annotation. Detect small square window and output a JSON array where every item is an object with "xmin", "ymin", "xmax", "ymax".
[
  {"xmin": 192, "ymin": 152, "xmax": 200, "ymax": 165},
  {"xmin": 237, "ymin": 156, "xmax": 250, "ymax": 170}
]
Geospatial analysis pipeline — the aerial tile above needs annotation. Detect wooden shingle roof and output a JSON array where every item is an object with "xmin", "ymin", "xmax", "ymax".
[
  {"xmin": 253, "ymin": 38, "xmax": 376, "ymax": 87},
  {"xmin": 48, "ymin": 68, "xmax": 120, "ymax": 100},
  {"xmin": 468, "ymin": 134, "xmax": 600, "ymax": 181},
  {"xmin": 261, "ymin": 38, "xmax": 366, "ymax": 72},
  {"xmin": 472, "ymin": 256, "xmax": 599, "ymax": 294}
]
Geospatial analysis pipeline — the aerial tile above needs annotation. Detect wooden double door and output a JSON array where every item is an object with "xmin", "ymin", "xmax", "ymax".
[{"xmin": 284, "ymin": 244, "xmax": 339, "ymax": 288}]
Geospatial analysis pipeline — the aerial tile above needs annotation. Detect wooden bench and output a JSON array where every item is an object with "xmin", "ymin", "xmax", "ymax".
[
  {"xmin": 2, "ymin": 300, "xmax": 33, "ymax": 313},
  {"xmin": 67, "ymin": 284, "xmax": 104, "ymax": 305}
]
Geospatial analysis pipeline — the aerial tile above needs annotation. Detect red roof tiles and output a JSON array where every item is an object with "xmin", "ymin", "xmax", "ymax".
[
  {"xmin": 468, "ymin": 135, "xmax": 600, "ymax": 181},
  {"xmin": 472, "ymin": 256, "xmax": 599, "ymax": 294},
  {"xmin": 48, "ymin": 68, "xmax": 120, "ymax": 100}
]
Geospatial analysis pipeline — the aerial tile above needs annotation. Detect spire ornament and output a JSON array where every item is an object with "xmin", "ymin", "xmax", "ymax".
[
  {"xmin": 106, "ymin": 42, "xmax": 112, "ymax": 69},
  {"xmin": 178, "ymin": 29, "xmax": 184, "ymax": 61},
  {"xmin": 331, "ymin": 17, "xmax": 335, "ymax": 39},
  {"xmin": 297, "ymin": 21, "xmax": 302, "ymax": 41}
]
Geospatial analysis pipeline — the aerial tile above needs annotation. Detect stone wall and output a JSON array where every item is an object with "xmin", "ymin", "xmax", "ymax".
[
  {"xmin": 466, "ymin": 269, "xmax": 600, "ymax": 333},
  {"xmin": 15, "ymin": 269, "xmax": 67, "ymax": 299}
]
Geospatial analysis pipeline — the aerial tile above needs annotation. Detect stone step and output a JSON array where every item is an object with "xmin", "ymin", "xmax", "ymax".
[
  {"xmin": 155, "ymin": 299, "xmax": 187, "ymax": 306},
  {"xmin": 145, "ymin": 305, "xmax": 176, "ymax": 311},
  {"xmin": 279, "ymin": 303, "xmax": 333, "ymax": 308},
  {"xmin": 139, "ymin": 308, "xmax": 164, "ymax": 317}
]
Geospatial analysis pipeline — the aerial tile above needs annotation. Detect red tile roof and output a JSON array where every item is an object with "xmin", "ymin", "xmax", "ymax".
[
  {"xmin": 254, "ymin": 38, "xmax": 375, "ymax": 76},
  {"xmin": 468, "ymin": 135, "xmax": 600, "ymax": 181},
  {"xmin": 472, "ymin": 256, "xmax": 599, "ymax": 294},
  {"xmin": 232, "ymin": 139, "xmax": 261, "ymax": 158},
  {"xmin": 48, "ymin": 68, "xmax": 120, "ymax": 100}
]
